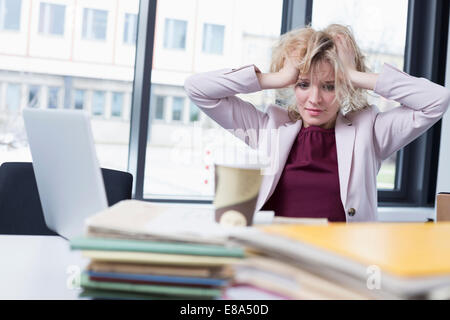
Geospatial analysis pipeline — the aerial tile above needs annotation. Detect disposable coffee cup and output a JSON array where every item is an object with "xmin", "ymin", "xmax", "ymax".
[{"xmin": 213, "ymin": 162, "xmax": 263, "ymax": 227}]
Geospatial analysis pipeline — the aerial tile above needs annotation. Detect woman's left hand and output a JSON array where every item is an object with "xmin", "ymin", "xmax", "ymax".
[
  {"xmin": 334, "ymin": 34, "xmax": 378, "ymax": 90},
  {"xmin": 334, "ymin": 35, "xmax": 357, "ymax": 73}
]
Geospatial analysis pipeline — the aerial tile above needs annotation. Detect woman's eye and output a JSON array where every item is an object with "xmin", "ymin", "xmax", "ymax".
[
  {"xmin": 297, "ymin": 82, "xmax": 309, "ymax": 89},
  {"xmin": 323, "ymin": 84, "xmax": 335, "ymax": 91}
]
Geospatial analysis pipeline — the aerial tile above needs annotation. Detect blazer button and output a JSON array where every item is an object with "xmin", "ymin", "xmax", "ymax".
[{"xmin": 348, "ymin": 208, "xmax": 356, "ymax": 216}]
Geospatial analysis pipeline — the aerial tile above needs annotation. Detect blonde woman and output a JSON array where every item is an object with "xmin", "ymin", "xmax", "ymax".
[{"xmin": 184, "ymin": 24, "xmax": 450, "ymax": 222}]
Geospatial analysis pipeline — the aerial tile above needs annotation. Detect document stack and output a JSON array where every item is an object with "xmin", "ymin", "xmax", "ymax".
[
  {"xmin": 226, "ymin": 222, "xmax": 450, "ymax": 300},
  {"xmin": 69, "ymin": 200, "xmax": 246, "ymax": 300}
]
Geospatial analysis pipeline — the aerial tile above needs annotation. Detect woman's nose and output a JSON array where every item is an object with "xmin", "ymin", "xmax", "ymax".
[{"xmin": 308, "ymin": 86, "xmax": 322, "ymax": 104}]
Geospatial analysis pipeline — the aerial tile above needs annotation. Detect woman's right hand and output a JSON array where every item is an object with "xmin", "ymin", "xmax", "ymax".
[
  {"xmin": 278, "ymin": 55, "xmax": 300, "ymax": 87},
  {"xmin": 257, "ymin": 55, "xmax": 299, "ymax": 90}
]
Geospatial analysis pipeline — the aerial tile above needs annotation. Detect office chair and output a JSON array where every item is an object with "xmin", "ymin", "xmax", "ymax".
[{"xmin": 0, "ymin": 162, "xmax": 133, "ymax": 236}]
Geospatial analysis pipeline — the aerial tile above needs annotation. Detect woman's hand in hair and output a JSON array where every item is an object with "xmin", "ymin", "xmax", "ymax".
[
  {"xmin": 256, "ymin": 55, "xmax": 299, "ymax": 90},
  {"xmin": 334, "ymin": 34, "xmax": 357, "ymax": 73},
  {"xmin": 279, "ymin": 54, "xmax": 300, "ymax": 86},
  {"xmin": 334, "ymin": 34, "xmax": 378, "ymax": 91}
]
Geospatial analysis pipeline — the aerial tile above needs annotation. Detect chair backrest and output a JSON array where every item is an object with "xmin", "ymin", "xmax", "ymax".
[{"xmin": 0, "ymin": 162, "xmax": 133, "ymax": 235}]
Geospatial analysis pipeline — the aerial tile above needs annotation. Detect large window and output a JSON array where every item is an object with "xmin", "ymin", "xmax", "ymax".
[
  {"xmin": 0, "ymin": 0, "xmax": 138, "ymax": 175},
  {"xmin": 39, "ymin": 2, "xmax": 65, "ymax": 36},
  {"xmin": 312, "ymin": 0, "xmax": 409, "ymax": 191},
  {"xmin": 82, "ymin": 8, "xmax": 108, "ymax": 41},
  {"xmin": 141, "ymin": 0, "xmax": 284, "ymax": 199},
  {"xmin": 163, "ymin": 18, "xmax": 187, "ymax": 50},
  {"xmin": 4, "ymin": 0, "xmax": 443, "ymax": 208},
  {"xmin": 0, "ymin": 0, "xmax": 21, "ymax": 31}
]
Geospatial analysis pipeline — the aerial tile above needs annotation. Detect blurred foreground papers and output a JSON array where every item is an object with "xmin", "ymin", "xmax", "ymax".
[
  {"xmin": 228, "ymin": 223, "xmax": 450, "ymax": 299},
  {"xmin": 71, "ymin": 200, "xmax": 248, "ymax": 299},
  {"xmin": 84, "ymin": 199, "xmax": 248, "ymax": 245}
]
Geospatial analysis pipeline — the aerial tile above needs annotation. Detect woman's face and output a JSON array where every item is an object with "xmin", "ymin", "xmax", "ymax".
[{"xmin": 294, "ymin": 60, "xmax": 340, "ymax": 129}]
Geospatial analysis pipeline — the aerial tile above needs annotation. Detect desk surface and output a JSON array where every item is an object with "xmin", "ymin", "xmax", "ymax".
[{"xmin": 0, "ymin": 235, "xmax": 88, "ymax": 299}]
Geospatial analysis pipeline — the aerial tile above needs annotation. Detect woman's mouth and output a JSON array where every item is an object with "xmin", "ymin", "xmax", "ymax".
[{"xmin": 305, "ymin": 108, "xmax": 323, "ymax": 116}]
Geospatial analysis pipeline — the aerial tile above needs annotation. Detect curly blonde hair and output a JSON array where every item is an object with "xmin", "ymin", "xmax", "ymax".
[{"xmin": 270, "ymin": 24, "xmax": 369, "ymax": 121}]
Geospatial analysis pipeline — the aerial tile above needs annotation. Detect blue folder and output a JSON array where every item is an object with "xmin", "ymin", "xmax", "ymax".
[{"xmin": 87, "ymin": 271, "xmax": 228, "ymax": 287}]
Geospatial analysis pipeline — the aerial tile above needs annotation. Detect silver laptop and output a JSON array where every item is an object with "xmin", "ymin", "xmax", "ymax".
[{"xmin": 23, "ymin": 108, "xmax": 108, "ymax": 240}]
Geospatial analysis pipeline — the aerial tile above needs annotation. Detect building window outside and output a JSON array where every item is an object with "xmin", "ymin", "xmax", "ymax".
[
  {"xmin": 163, "ymin": 18, "xmax": 187, "ymax": 50},
  {"xmin": 202, "ymin": 23, "xmax": 225, "ymax": 55},
  {"xmin": 189, "ymin": 101, "xmax": 199, "ymax": 122},
  {"xmin": 111, "ymin": 92, "xmax": 124, "ymax": 117},
  {"xmin": 154, "ymin": 95, "xmax": 165, "ymax": 120},
  {"xmin": 123, "ymin": 13, "xmax": 137, "ymax": 45},
  {"xmin": 48, "ymin": 86, "xmax": 59, "ymax": 109},
  {"xmin": 28, "ymin": 85, "xmax": 40, "ymax": 108},
  {"xmin": 172, "ymin": 97, "xmax": 184, "ymax": 121},
  {"xmin": 92, "ymin": 90, "xmax": 105, "ymax": 116},
  {"xmin": 6, "ymin": 83, "xmax": 20, "ymax": 111},
  {"xmin": 39, "ymin": 2, "xmax": 65, "ymax": 36},
  {"xmin": 74, "ymin": 89, "xmax": 85, "ymax": 110},
  {"xmin": 82, "ymin": 8, "xmax": 108, "ymax": 41},
  {"xmin": 0, "ymin": 0, "xmax": 21, "ymax": 31}
]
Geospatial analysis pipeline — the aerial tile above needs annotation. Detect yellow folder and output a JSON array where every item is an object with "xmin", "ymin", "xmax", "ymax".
[{"xmin": 259, "ymin": 222, "xmax": 450, "ymax": 277}]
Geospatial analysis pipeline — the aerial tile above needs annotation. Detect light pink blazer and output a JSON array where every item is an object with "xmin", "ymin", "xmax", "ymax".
[{"xmin": 184, "ymin": 64, "xmax": 450, "ymax": 222}]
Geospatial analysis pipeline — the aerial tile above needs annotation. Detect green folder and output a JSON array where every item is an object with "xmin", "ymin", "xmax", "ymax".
[
  {"xmin": 70, "ymin": 236, "xmax": 244, "ymax": 258},
  {"xmin": 79, "ymin": 289, "xmax": 186, "ymax": 300},
  {"xmin": 80, "ymin": 273, "xmax": 222, "ymax": 299}
]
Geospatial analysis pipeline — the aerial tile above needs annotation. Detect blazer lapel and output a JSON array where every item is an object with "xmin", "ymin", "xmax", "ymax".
[
  {"xmin": 335, "ymin": 112, "xmax": 355, "ymax": 208},
  {"xmin": 256, "ymin": 120, "xmax": 302, "ymax": 211}
]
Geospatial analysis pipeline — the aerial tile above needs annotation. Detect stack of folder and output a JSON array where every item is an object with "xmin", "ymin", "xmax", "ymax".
[
  {"xmin": 227, "ymin": 222, "xmax": 450, "ymax": 300},
  {"xmin": 69, "ymin": 200, "xmax": 246, "ymax": 300}
]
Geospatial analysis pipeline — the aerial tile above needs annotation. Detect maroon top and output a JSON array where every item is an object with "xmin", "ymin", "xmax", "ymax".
[{"xmin": 261, "ymin": 125, "xmax": 346, "ymax": 222}]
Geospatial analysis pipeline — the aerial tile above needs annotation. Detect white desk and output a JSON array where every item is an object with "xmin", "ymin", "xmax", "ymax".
[
  {"xmin": 0, "ymin": 235, "xmax": 88, "ymax": 299},
  {"xmin": 0, "ymin": 211, "xmax": 276, "ymax": 300}
]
